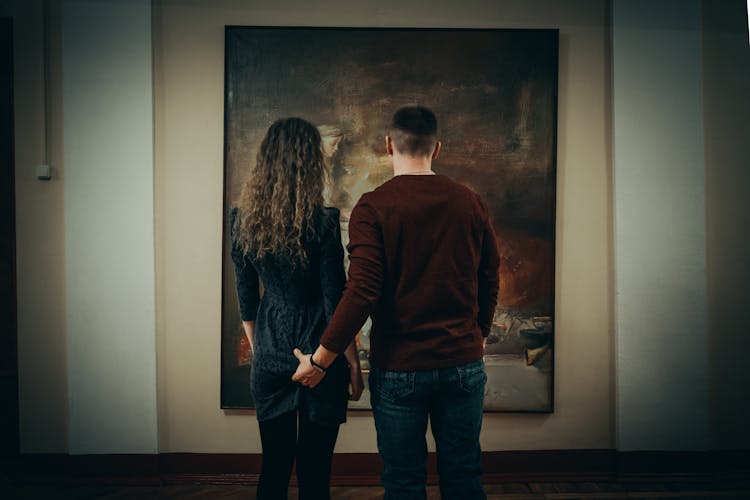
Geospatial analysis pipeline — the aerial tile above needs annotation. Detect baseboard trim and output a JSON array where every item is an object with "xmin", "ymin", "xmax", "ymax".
[
  {"xmin": 617, "ymin": 450, "xmax": 750, "ymax": 481},
  {"xmin": 7, "ymin": 450, "xmax": 749, "ymax": 486},
  {"xmin": 7, "ymin": 453, "xmax": 162, "ymax": 486}
]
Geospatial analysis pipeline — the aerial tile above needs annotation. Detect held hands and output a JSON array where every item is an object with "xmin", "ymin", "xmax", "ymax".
[
  {"xmin": 291, "ymin": 348, "xmax": 326, "ymax": 388},
  {"xmin": 292, "ymin": 344, "xmax": 357, "ymax": 397}
]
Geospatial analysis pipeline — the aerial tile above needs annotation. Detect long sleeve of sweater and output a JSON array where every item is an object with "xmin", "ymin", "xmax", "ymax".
[{"xmin": 319, "ymin": 198, "xmax": 383, "ymax": 353}]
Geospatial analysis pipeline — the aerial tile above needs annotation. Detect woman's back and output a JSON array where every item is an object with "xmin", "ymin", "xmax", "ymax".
[
  {"xmin": 228, "ymin": 117, "xmax": 359, "ymax": 500},
  {"xmin": 230, "ymin": 206, "xmax": 348, "ymax": 423}
]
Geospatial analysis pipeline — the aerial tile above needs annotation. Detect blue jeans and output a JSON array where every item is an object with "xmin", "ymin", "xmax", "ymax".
[{"xmin": 370, "ymin": 359, "xmax": 487, "ymax": 500}]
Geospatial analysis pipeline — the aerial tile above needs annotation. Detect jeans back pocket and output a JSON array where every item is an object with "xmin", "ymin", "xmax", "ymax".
[
  {"xmin": 457, "ymin": 359, "xmax": 487, "ymax": 394},
  {"xmin": 372, "ymin": 368, "xmax": 416, "ymax": 403}
]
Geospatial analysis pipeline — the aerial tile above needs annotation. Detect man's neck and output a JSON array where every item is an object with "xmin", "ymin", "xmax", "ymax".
[{"xmin": 392, "ymin": 154, "xmax": 435, "ymax": 176}]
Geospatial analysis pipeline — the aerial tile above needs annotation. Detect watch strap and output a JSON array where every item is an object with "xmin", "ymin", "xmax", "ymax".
[{"xmin": 310, "ymin": 355, "xmax": 328, "ymax": 373}]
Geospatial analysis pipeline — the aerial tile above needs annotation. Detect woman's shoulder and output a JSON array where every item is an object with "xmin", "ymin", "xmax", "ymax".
[
  {"xmin": 317, "ymin": 206, "xmax": 340, "ymax": 223},
  {"xmin": 320, "ymin": 206, "xmax": 340, "ymax": 218},
  {"xmin": 316, "ymin": 206, "xmax": 341, "ymax": 234}
]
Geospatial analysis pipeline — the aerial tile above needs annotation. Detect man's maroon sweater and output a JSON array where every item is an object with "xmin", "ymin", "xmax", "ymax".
[{"xmin": 320, "ymin": 174, "xmax": 500, "ymax": 371}]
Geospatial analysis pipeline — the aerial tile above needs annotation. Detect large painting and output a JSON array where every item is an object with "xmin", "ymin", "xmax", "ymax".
[{"xmin": 222, "ymin": 27, "xmax": 558, "ymax": 412}]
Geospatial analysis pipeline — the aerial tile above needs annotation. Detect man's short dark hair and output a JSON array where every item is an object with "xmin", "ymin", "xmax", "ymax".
[{"xmin": 389, "ymin": 106, "xmax": 438, "ymax": 158}]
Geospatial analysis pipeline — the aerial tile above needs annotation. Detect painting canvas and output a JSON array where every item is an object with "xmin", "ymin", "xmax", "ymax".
[{"xmin": 222, "ymin": 27, "xmax": 558, "ymax": 412}]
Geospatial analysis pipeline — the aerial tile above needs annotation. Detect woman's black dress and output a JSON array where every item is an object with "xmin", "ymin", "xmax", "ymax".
[{"xmin": 230, "ymin": 207, "xmax": 349, "ymax": 425}]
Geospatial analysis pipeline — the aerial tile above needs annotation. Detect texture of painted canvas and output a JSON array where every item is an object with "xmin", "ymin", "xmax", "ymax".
[{"xmin": 222, "ymin": 27, "xmax": 558, "ymax": 411}]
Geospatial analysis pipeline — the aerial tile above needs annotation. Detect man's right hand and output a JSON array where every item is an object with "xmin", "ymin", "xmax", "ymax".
[{"xmin": 291, "ymin": 348, "xmax": 326, "ymax": 388}]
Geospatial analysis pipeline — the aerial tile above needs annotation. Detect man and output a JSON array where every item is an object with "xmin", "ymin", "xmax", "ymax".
[{"xmin": 292, "ymin": 106, "xmax": 500, "ymax": 499}]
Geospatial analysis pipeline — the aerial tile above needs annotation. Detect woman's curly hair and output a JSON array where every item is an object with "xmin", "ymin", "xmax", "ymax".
[{"xmin": 233, "ymin": 117, "xmax": 329, "ymax": 267}]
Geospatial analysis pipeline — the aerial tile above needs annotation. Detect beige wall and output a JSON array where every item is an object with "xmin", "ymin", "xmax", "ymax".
[
  {"xmin": 62, "ymin": 0, "xmax": 158, "ymax": 454},
  {"xmin": 612, "ymin": 0, "xmax": 709, "ymax": 451},
  {"xmin": 154, "ymin": 0, "xmax": 613, "ymax": 453},
  {"xmin": 703, "ymin": 0, "xmax": 750, "ymax": 450},
  {"xmin": 1, "ymin": 0, "xmax": 68, "ymax": 453}
]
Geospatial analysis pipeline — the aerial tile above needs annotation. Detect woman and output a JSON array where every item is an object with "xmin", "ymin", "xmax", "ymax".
[{"xmin": 231, "ymin": 117, "xmax": 364, "ymax": 500}]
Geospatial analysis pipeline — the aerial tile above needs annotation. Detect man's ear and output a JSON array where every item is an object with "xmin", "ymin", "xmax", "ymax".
[
  {"xmin": 431, "ymin": 141, "xmax": 442, "ymax": 160},
  {"xmin": 385, "ymin": 135, "xmax": 394, "ymax": 156}
]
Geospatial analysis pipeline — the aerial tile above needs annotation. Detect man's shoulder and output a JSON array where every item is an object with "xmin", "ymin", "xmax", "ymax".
[
  {"xmin": 350, "ymin": 191, "xmax": 378, "ymax": 219},
  {"xmin": 355, "ymin": 174, "xmax": 485, "ymax": 213},
  {"xmin": 440, "ymin": 175, "xmax": 481, "ymax": 198},
  {"xmin": 367, "ymin": 176, "xmax": 401, "ymax": 195},
  {"xmin": 352, "ymin": 181, "xmax": 391, "ymax": 209},
  {"xmin": 368, "ymin": 174, "xmax": 472, "ymax": 195}
]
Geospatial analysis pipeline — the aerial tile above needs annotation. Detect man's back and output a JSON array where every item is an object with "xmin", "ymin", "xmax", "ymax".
[{"xmin": 322, "ymin": 174, "xmax": 500, "ymax": 371}]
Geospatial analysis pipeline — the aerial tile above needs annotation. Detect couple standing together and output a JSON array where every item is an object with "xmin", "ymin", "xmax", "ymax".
[{"xmin": 231, "ymin": 106, "xmax": 500, "ymax": 499}]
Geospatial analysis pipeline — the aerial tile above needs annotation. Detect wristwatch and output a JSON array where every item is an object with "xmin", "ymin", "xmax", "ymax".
[{"xmin": 310, "ymin": 355, "xmax": 328, "ymax": 373}]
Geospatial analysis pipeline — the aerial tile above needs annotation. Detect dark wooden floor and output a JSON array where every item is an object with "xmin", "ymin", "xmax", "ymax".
[{"xmin": 3, "ymin": 481, "xmax": 750, "ymax": 499}]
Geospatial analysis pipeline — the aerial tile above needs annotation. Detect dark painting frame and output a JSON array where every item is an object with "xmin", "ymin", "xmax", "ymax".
[{"xmin": 221, "ymin": 26, "xmax": 558, "ymax": 412}]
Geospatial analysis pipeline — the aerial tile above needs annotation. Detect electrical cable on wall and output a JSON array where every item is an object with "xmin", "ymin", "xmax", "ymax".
[{"xmin": 37, "ymin": 0, "xmax": 51, "ymax": 180}]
